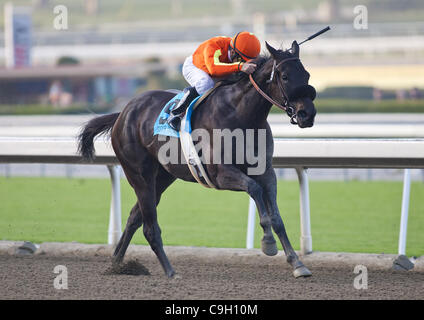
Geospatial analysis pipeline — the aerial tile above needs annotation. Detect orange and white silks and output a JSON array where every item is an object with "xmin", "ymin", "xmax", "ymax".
[{"xmin": 192, "ymin": 36, "xmax": 242, "ymax": 77}]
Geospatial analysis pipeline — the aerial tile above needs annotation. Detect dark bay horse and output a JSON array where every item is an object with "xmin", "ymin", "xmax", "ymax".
[{"xmin": 78, "ymin": 41, "xmax": 317, "ymax": 278}]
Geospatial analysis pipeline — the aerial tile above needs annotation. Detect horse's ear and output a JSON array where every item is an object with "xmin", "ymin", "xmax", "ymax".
[
  {"xmin": 291, "ymin": 40, "xmax": 299, "ymax": 58},
  {"xmin": 265, "ymin": 41, "xmax": 279, "ymax": 59}
]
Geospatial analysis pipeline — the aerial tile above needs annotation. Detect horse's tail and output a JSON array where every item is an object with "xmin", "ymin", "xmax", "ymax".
[{"xmin": 77, "ymin": 112, "xmax": 120, "ymax": 161}]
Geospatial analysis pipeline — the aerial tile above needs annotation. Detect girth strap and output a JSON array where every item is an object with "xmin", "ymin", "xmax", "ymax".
[{"xmin": 178, "ymin": 81, "xmax": 225, "ymax": 189}]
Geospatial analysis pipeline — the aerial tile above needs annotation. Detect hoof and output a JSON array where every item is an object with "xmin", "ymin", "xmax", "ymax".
[
  {"xmin": 170, "ymin": 273, "xmax": 182, "ymax": 280},
  {"xmin": 293, "ymin": 266, "xmax": 312, "ymax": 278},
  {"xmin": 111, "ymin": 257, "xmax": 123, "ymax": 266},
  {"xmin": 261, "ymin": 240, "xmax": 278, "ymax": 256},
  {"xmin": 166, "ymin": 269, "xmax": 177, "ymax": 278}
]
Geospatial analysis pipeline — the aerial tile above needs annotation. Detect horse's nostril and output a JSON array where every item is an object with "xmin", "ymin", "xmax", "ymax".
[{"xmin": 297, "ymin": 110, "xmax": 307, "ymax": 119}]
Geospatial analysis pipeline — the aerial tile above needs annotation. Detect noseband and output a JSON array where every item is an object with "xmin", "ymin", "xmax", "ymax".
[{"xmin": 249, "ymin": 57, "xmax": 300, "ymax": 125}]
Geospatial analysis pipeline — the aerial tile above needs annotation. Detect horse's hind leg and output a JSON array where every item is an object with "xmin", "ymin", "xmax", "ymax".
[
  {"xmin": 112, "ymin": 203, "xmax": 142, "ymax": 264},
  {"xmin": 112, "ymin": 167, "xmax": 175, "ymax": 264},
  {"xmin": 135, "ymin": 176, "xmax": 175, "ymax": 277},
  {"xmin": 154, "ymin": 165, "xmax": 177, "ymax": 207},
  {"xmin": 121, "ymin": 155, "xmax": 175, "ymax": 278}
]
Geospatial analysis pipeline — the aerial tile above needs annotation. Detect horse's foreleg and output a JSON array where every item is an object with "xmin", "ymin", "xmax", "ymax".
[
  {"xmin": 258, "ymin": 169, "xmax": 312, "ymax": 278},
  {"xmin": 215, "ymin": 165, "xmax": 276, "ymax": 255},
  {"xmin": 268, "ymin": 201, "xmax": 312, "ymax": 277}
]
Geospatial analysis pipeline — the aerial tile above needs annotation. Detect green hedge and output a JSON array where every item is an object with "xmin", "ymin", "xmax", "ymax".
[
  {"xmin": 0, "ymin": 104, "xmax": 114, "ymax": 115},
  {"xmin": 318, "ymin": 86, "xmax": 375, "ymax": 100},
  {"xmin": 2, "ymin": 99, "xmax": 424, "ymax": 115},
  {"xmin": 271, "ymin": 99, "xmax": 424, "ymax": 113}
]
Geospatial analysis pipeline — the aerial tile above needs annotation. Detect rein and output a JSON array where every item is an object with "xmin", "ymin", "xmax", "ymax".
[{"xmin": 249, "ymin": 56, "xmax": 299, "ymax": 125}]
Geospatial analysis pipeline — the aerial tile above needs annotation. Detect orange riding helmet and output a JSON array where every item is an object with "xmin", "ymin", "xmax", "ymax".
[{"xmin": 230, "ymin": 31, "xmax": 261, "ymax": 61}]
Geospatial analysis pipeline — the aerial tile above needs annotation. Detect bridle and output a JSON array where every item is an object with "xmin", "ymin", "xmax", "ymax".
[
  {"xmin": 249, "ymin": 56, "xmax": 300, "ymax": 125},
  {"xmin": 246, "ymin": 26, "xmax": 331, "ymax": 124}
]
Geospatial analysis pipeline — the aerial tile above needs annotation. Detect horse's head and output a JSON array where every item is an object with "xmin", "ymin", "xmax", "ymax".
[{"xmin": 265, "ymin": 41, "xmax": 317, "ymax": 128}]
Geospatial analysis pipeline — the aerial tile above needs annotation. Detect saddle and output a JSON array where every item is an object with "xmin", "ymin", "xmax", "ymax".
[
  {"xmin": 153, "ymin": 81, "xmax": 224, "ymax": 138},
  {"xmin": 154, "ymin": 81, "xmax": 226, "ymax": 188}
]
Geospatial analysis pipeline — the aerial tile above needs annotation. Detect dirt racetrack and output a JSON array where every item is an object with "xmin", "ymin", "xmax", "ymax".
[{"xmin": 0, "ymin": 241, "xmax": 423, "ymax": 300}]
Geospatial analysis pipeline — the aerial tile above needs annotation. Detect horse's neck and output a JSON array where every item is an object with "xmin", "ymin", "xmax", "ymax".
[{"xmin": 234, "ymin": 70, "xmax": 273, "ymax": 126}]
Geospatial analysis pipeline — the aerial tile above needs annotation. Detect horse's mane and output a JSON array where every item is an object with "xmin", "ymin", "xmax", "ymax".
[
  {"xmin": 222, "ymin": 50, "xmax": 293, "ymax": 85},
  {"xmin": 251, "ymin": 49, "xmax": 294, "ymax": 71},
  {"xmin": 251, "ymin": 54, "xmax": 270, "ymax": 70},
  {"xmin": 218, "ymin": 55, "xmax": 269, "ymax": 85}
]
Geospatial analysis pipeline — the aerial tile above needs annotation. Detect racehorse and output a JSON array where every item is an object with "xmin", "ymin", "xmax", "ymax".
[{"xmin": 78, "ymin": 41, "xmax": 317, "ymax": 278}]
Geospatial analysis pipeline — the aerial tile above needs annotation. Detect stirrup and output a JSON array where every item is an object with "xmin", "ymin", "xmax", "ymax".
[
  {"xmin": 168, "ymin": 114, "xmax": 182, "ymax": 131},
  {"xmin": 172, "ymin": 87, "xmax": 198, "ymax": 113}
]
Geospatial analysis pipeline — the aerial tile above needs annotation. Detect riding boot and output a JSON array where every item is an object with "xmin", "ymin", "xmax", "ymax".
[{"xmin": 167, "ymin": 86, "xmax": 199, "ymax": 131}]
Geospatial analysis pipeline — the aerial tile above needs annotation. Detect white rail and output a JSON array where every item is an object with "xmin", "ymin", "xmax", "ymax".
[{"xmin": 0, "ymin": 137, "xmax": 423, "ymax": 254}]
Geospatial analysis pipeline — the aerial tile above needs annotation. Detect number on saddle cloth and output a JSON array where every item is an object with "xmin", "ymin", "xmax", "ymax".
[{"xmin": 153, "ymin": 92, "xmax": 201, "ymax": 138}]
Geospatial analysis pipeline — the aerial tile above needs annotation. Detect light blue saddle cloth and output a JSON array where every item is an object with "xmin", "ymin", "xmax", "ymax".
[{"xmin": 153, "ymin": 92, "xmax": 201, "ymax": 138}]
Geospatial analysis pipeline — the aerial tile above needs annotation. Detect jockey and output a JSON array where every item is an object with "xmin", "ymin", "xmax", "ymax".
[{"xmin": 168, "ymin": 31, "xmax": 261, "ymax": 130}]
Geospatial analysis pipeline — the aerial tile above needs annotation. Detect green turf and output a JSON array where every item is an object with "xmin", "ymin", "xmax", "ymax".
[{"xmin": 0, "ymin": 177, "xmax": 423, "ymax": 257}]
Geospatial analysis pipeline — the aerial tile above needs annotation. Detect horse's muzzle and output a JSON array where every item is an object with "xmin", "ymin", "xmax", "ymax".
[{"xmin": 294, "ymin": 97, "xmax": 316, "ymax": 128}]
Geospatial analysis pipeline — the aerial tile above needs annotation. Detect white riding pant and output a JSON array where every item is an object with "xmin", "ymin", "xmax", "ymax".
[{"xmin": 182, "ymin": 55, "xmax": 215, "ymax": 95}]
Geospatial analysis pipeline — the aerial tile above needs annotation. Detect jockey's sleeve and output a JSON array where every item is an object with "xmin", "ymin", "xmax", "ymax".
[{"xmin": 203, "ymin": 44, "xmax": 242, "ymax": 77}]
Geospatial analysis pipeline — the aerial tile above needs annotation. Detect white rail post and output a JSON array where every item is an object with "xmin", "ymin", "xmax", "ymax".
[
  {"xmin": 295, "ymin": 167, "xmax": 312, "ymax": 255},
  {"xmin": 246, "ymin": 197, "xmax": 256, "ymax": 249},
  {"xmin": 107, "ymin": 165, "xmax": 122, "ymax": 245},
  {"xmin": 398, "ymin": 169, "xmax": 411, "ymax": 255}
]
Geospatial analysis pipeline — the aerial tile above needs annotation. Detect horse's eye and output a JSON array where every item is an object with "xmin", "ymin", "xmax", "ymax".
[{"xmin": 282, "ymin": 74, "xmax": 288, "ymax": 81}]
